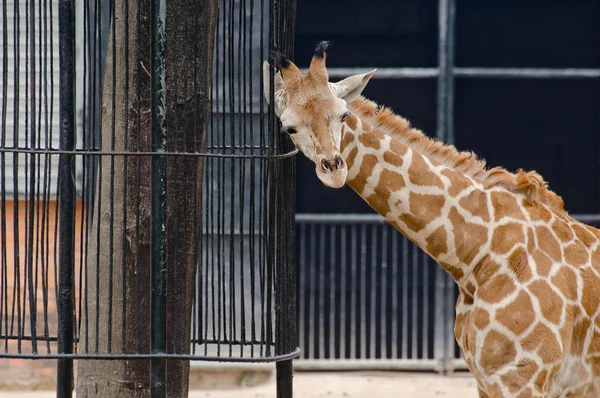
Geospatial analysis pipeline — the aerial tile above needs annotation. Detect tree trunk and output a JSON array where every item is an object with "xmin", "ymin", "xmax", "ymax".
[{"xmin": 76, "ymin": 0, "xmax": 218, "ymax": 396}]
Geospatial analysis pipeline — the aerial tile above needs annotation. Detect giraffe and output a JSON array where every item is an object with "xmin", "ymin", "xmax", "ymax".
[{"xmin": 263, "ymin": 42, "xmax": 600, "ymax": 398}]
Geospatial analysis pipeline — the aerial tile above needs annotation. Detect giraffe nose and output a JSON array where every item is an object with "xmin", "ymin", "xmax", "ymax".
[{"xmin": 320, "ymin": 155, "xmax": 344, "ymax": 172}]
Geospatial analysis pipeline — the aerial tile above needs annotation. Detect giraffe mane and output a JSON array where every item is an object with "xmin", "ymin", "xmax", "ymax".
[{"xmin": 348, "ymin": 96, "xmax": 565, "ymax": 212}]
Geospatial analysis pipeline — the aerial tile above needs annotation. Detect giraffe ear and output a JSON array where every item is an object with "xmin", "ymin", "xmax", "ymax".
[
  {"xmin": 263, "ymin": 60, "xmax": 287, "ymax": 117},
  {"xmin": 329, "ymin": 69, "xmax": 376, "ymax": 103}
]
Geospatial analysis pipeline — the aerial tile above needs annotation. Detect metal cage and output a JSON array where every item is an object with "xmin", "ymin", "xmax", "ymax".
[{"xmin": 0, "ymin": 0, "xmax": 298, "ymax": 396}]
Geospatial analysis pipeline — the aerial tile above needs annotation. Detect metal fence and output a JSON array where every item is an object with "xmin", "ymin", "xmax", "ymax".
[
  {"xmin": 0, "ymin": 0, "xmax": 298, "ymax": 397},
  {"xmin": 295, "ymin": 213, "xmax": 600, "ymax": 372}
]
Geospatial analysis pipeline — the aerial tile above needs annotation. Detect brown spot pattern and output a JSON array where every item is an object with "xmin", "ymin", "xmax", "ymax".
[
  {"xmin": 528, "ymin": 280, "xmax": 563, "ymax": 325},
  {"xmin": 344, "ymin": 147, "xmax": 359, "ymax": 170},
  {"xmin": 535, "ymin": 226, "xmax": 562, "ymax": 262},
  {"xmin": 588, "ymin": 331, "xmax": 600, "ymax": 354},
  {"xmin": 551, "ymin": 218, "xmax": 574, "ymax": 243},
  {"xmin": 499, "ymin": 359, "xmax": 538, "ymax": 394},
  {"xmin": 571, "ymin": 319, "xmax": 590, "ymax": 356},
  {"xmin": 441, "ymin": 168, "xmax": 472, "ymax": 197},
  {"xmin": 522, "ymin": 323, "xmax": 561, "ymax": 363},
  {"xmin": 358, "ymin": 132, "xmax": 381, "ymax": 150},
  {"xmin": 582, "ymin": 269, "xmax": 600, "ymax": 317},
  {"xmin": 366, "ymin": 168, "xmax": 406, "ymax": 216},
  {"xmin": 491, "ymin": 191, "xmax": 526, "ymax": 221},
  {"xmin": 473, "ymin": 308, "xmax": 490, "ymax": 330},
  {"xmin": 496, "ymin": 291, "xmax": 535, "ymax": 336},
  {"xmin": 551, "ymin": 266, "xmax": 578, "ymax": 301},
  {"xmin": 449, "ymin": 207, "xmax": 488, "ymax": 266},
  {"xmin": 534, "ymin": 369, "xmax": 548, "ymax": 393},
  {"xmin": 399, "ymin": 192, "xmax": 445, "ymax": 232},
  {"xmin": 572, "ymin": 223, "xmax": 597, "ymax": 247},
  {"xmin": 425, "ymin": 225, "xmax": 448, "ymax": 258},
  {"xmin": 473, "ymin": 256, "xmax": 501, "ymax": 286},
  {"xmin": 348, "ymin": 154, "xmax": 378, "ymax": 193},
  {"xmin": 528, "ymin": 202, "xmax": 553, "ymax": 222},
  {"xmin": 443, "ymin": 262, "xmax": 464, "ymax": 281},
  {"xmin": 344, "ymin": 113, "xmax": 358, "ymax": 130},
  {"xmin": 491, "ymin": 223, "xmax": 525, "ymax": 255},
  {"xmin": 408, "ymin": 151, "xmax": 444, "ymax": 188},
  {"xmin": 593, "ymin": 247, "xmax": 600, "ymax": 272},
  {"xmin": 564, "ymin": 241, "xmax": 590, "ymax": 266},
  {"xmin": 478, "ymin": 274, "xmax": 516, "ymax": 304},
  {"xmin": 459, "ymin": 189, "xmax": 490, "ymax": 222},
  {"xmin": 383, "ymin": 151, "xmax": 403, "ymax": 167},
  {"xmin": 527, "ymin": 228, "xmax": 536, "ymax": 254},
  {"xmin": 480, "ymin": 330, "xmax": 517, "ymax": 376},
  {"xmin": 388, "ymin": 137, "xmax": 407, "ymax": 156},
  {"xmin": 340, "ymin": 130, "xmax": 354, "ymax": 152},
  {"xmin": 508, "ymin": 247, "xmax": 532, "ymax": 283},
  {"xmin": 532, "ymin": 249, "xmax": 553, "ymax": 277}
]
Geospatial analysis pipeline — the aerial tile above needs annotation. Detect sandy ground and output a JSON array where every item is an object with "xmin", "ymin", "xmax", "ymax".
[{"xmin": 0, "ymin": 372, "xmax": 479, "ymax": 398}]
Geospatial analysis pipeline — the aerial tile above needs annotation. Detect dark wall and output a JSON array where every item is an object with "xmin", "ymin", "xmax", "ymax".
[{"xmin": 293, "ymin": 0, "xmax": 600, "ymax": 215}]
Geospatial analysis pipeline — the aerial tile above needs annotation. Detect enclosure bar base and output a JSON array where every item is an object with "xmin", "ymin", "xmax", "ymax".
[
  {"xmin": 276, "ymin": 359, "xmax": 294, "ymax": 398},
  {"xmin": 57, "ymin": 0, "xmax": 76, "ymax": 396}
]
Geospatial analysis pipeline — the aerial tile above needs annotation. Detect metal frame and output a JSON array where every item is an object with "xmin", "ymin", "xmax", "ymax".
[{"xmin": 296, "ymin": 0, "xmax": 600, "ymax": 374}]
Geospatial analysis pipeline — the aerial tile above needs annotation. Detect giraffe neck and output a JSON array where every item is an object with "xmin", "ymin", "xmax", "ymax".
[{"xmin": 341, "ymin": 115, "xmax": 492, "ymax": 283}]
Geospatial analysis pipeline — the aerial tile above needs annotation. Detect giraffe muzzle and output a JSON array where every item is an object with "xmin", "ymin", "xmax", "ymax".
[{"xmin": 316, "ymin": 154, "xmax": 347, "ymax": 188}]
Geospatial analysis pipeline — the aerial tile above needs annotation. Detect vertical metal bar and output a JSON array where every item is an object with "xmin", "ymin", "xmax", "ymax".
[
  {"xmin": 369, "ymin": 226, "xmax": 377, "ymax": 359},
  {"xmin": 391, "ymin": 230, "xmax": 398, "ymax": 359},
  {"xmin": 350, "ymin": 224, "xmax": 357, "ymax": 359},
  {"xmin": 445, "ymin": 0, "xmax": 457, "ymax": 373},
  {"xmin": 359, "ymin": 224, "xmax": 367, "ymax": 359},
  {"xmin": 57, "ymin": 0, "xmax": 75, "ymax": 395},
  {"xmin": 309, "ymin": 224, "xmax": 316, "ymax": 359},
  {"xmin": 150, "ymin": 0, "xmax": 167, "ymax": 394},
  {"xmin": 298, "ymin": 223, "xmax": 306, "ymax": 357},
  {"xmin": 339, "ymin": 225, "xmax": 346, "ymax": 358},
  {"xmin": 381, "ymin": 225, "xmax": 387, "ymax": 358},
  {"xmin": 422, "ymin": 253, "xmax": 429, "ymax": 359},
  {"xmin": 435, "ymin": 0, "xmax": 455, "ymax": 373},
  {"xmin": 318, "ymin": 224, "xmax": 325, "ymax": 359},
  {"xmin": 329, "ymin": 224, "xmax": 336, "ymax": 359},
  {"xmin": 411, "ymin": 245, "xmax": 418, "ymax": 358},
  {"xmin": 400, "ymin": 237, "xmax": 408, "ymax": 359}
]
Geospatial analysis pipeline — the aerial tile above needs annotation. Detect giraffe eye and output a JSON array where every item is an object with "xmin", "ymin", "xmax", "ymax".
[
  {"xmin": 341, "ymin": 112, "xmax": 351, "ymax": 123},
  {"xmin": 281, "ymin": 126, "xmax": 297, "ymax": 135}
]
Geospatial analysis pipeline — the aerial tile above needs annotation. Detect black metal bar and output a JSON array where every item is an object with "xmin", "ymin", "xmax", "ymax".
[
  {"xmin": 0, "ymin": 147, "xmax": 298, "ymax": 159},
  {"xmin": 0, "ymin": 348, "xmax": 301, "ymax": 360},
  {"xmin": 57, "ymin": 0, "xmax": 76, "ymax": 395},
  {"xmin": 150, "ymin": 0, "xmax": 167, "ymax": 394}
]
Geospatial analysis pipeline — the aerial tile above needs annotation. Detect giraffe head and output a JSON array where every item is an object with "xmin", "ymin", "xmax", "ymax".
[{"xmin": 263, "ymin": 42, "xmax": 376, "ymax": 188}]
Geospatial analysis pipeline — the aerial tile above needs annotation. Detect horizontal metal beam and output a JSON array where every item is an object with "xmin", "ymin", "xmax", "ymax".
[
  {"xmin": 294, "ymin": 359, "xmax": 442, "ymax": 372},
  {"xmin": 296, "ymin": 213, "xmax": 600, "ymax": 224},
  {"xmin": 322, "ymin": 67, "xmax": 440, "ymax": 79},
  {"xmin": 320, "ymin": 67, "xmax": 600, "ymax": 80},
  {"xmin": 454, "ymin": 67, "xmax": 600, "ymax": 79}
]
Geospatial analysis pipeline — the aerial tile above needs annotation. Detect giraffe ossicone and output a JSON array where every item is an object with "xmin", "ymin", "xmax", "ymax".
[{"xmin": 265, "ymin": 42, "xmax": 600, "ymax": 397}]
